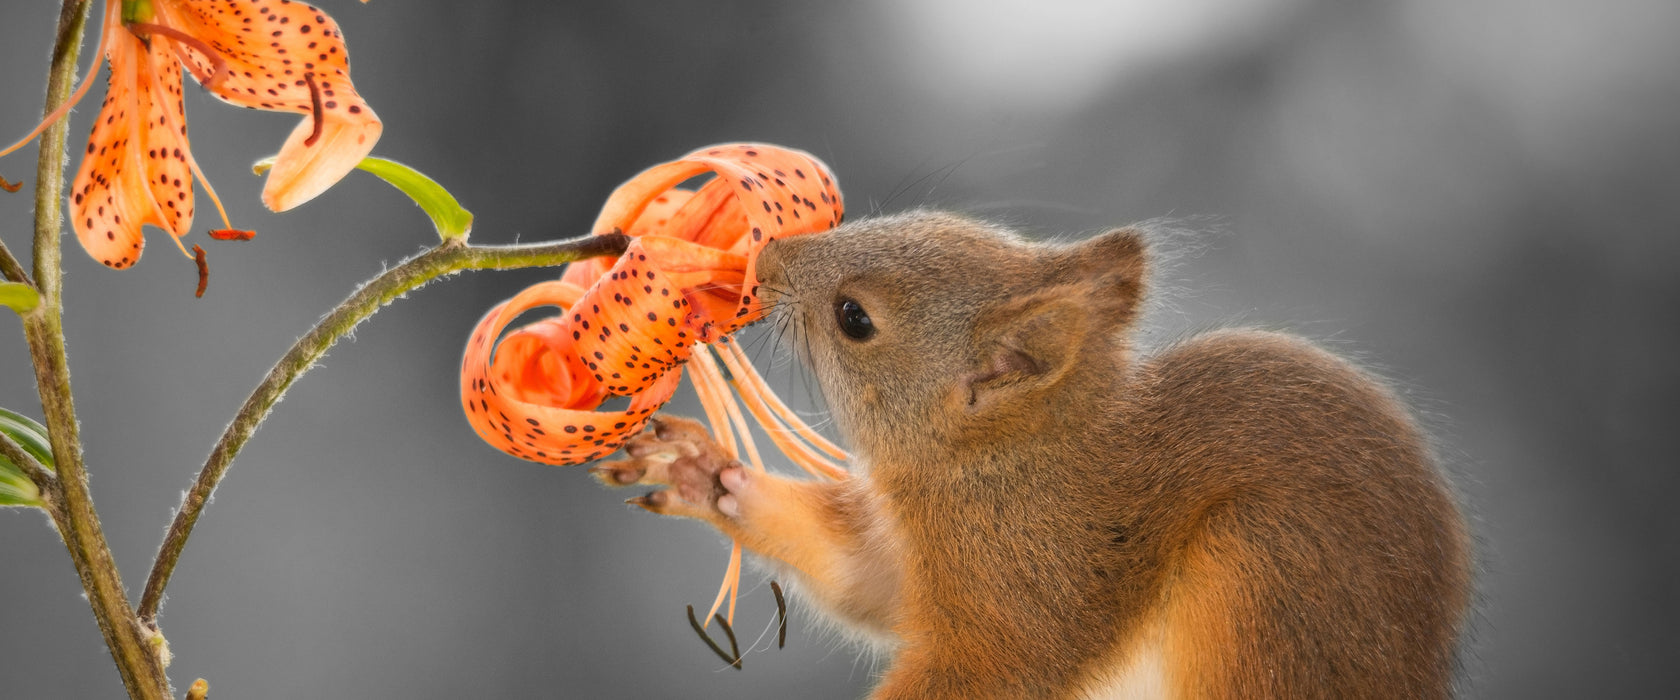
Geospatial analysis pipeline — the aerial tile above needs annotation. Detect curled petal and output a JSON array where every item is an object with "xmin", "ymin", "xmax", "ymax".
[
  {"xmin": 588, "ymin": 143, "xmax": 844, "ymax": 333},
  {"xmin": 156, "ymin": 0, "xmax": 360, "ymax": 116},
  {"xmin": 462, "ymin": 282, "xmax": 678, "ymax": 465},
  {"xmin": 566, "ymin": 236, "xmax": 744, "ymax": 396},
  {"xmin": 560, "ymin": 189, "xmax": 695, "ymax": 290},
  {"xmin": 149, "ymin": 0, "xmax": 382, "ymax": 211},
  {"xmin": 662, "ymin": 177, "xmax": 751, "ymax": 254},
  {"xmin": 590, "ymin": 161, "xmax": 715, "ymax": 239},
  {"xmin": 260, "ymin": 100, "xmax": 382, "ymax": 211}
]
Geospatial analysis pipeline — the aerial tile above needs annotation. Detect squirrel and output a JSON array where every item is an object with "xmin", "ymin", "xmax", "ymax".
[{"xmin": 593, "ymin": 210, "xmax": 1472, "ymax": 699}]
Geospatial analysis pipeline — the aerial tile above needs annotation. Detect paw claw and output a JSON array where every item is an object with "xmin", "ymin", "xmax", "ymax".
[
  {"xmin": 602, "ymin": 414, "xmax": 736, "ymax": 521},
  {"xmin": 590, "ymin": 462, "xmax": 646, "ymax": 487}
]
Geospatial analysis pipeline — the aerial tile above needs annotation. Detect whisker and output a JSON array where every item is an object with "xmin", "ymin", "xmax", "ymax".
[
  {"xmin": 798, "ymin": 313, "xmax": 821, "ymax": 411},
  {"xmin": 917, "ymin": 155, "xmax": 974, "ymax": 207},
  {"xmin": 879, "ymin": 152, "xmax": 937, "ymax": 215}
]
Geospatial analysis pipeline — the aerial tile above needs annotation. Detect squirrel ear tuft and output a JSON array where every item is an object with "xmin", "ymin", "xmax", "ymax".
[{"xmin": 1061, "ymin": 226, "xmax": 1147, "ymax": 328}]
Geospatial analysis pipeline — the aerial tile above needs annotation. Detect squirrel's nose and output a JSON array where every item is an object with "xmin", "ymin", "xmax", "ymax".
[{"xmin": 753, "ymin": 236, "xmax": 795, "ymax": 289}]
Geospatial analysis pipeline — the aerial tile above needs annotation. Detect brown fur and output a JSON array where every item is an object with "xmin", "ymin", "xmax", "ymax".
[{"xmin": 599, "ymin": 211, "xmax": 1471, "ymax": 699}]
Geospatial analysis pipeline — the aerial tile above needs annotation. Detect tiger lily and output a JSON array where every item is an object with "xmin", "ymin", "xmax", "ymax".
[
  {"xmin": 461, "ymin": 143, "xmax": 850, "ymax": 628},
  {"xmin": 0, "ymin": 0, "xmax": 380, "ymax": 268}
]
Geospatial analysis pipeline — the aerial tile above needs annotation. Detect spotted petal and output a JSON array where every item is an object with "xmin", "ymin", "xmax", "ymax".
[
  {"xmin": 461, "ymin": 281, "xmax": 679, "ymax": 465},
  {"xmin": 69, "ymin": 4, "xmax": 196, "ymax": 269},
  {"xmin": 587, "ymin": 144, "xmax": 842, "ymax": 331},
  {"xmin": 152, "ymin": 0, "xmax": 380, "ymax": 211}
]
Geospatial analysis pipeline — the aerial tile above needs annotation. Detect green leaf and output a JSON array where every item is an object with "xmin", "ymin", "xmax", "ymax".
[
  {"xmin": 0, "ymin": 407, "xmax": 51, "ymax": 509},
  {"xmin": 0, "ymin": 471, "xmax": 42, "ymax": 508},
  {"xmin": 253, "ymin": 155, "xmax": 474, "ymax": 241},
  {"xmin": 1, "ymin": 282, "xmax": 39, "ymax": 315},
  {"xmin": 0, "ymin": 408, "xmax": 54, "ymax": 469}
]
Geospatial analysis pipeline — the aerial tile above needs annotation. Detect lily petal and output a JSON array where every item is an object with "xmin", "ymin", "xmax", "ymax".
[
  {"xmin": 259, "ymin": 100, "xmax": 381, "ymax": 211},
  {"xmin": 69, "ymin": 4, "xmax": 196, "ymax": 269},
  {"xmin": 586, "ymin": 143, "xmax": 843, "ymax": 333},
  {"xmin": 461, "ymin": 281, "xmax": 678, "ymax": 465},
  {"xmin": 151, "ymin": 0, "xmax": 381, "ymax": 211},
  {"xmin": 560, "ymin": 189, "xmax": 695, "ymax": 290}
]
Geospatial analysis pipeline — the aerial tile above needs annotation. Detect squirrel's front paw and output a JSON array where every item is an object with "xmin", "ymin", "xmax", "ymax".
[{"xmin": 593, "ymin": 415, "xmax": 736, "ymax": 521}]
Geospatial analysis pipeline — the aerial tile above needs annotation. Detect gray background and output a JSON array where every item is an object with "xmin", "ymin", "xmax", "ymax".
[{"xmin": 2, "ymin": 0, "xmax": 1676, "ymax": 697}]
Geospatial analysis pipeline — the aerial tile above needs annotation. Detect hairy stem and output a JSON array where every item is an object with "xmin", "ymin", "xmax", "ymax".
[
  {"xmin": 23, "ymin": 1, "xmax": 174, "ymax": 698},
  {"xmin": 0, "ymin": 236, "xmax": 28, "ymax": 284},
  {"xmin": 137, "ymin": 232, "xmax": 629, "ymax": 623}
]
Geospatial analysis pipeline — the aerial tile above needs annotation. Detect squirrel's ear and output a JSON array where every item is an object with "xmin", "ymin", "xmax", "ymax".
[
  {"xmin": 962, "ymin": 293, "xmax": 1088, "ymax": 413},
  {"xmin": 959, "ymin": 226, "xmax": 1147, "ymax": 414},
  {"xmin": 1060, "ymin": 226, "xmax": 1147, "ymax": 329}
]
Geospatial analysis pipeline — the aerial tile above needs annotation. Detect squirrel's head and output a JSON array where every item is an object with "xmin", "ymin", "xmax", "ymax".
[{"xmin": 754, "ymin": 210, "xmax": 1147, "ymax": 465}]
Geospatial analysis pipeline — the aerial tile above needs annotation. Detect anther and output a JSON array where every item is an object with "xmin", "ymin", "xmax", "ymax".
[
  {"xmin": 303, "ymin": 73, "xmax": 324, "ymax": 146},
  {"xmin": 193, "ymin": 244, "xmax": 208, "ymax": 298}
]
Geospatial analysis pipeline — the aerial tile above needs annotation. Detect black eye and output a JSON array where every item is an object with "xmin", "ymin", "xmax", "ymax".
[{"xmin": 834, "ymin": 298, "xmax": 875, "ymax": 340}]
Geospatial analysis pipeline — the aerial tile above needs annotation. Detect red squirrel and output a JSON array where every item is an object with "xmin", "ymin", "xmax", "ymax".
[{"xmin": 595, "ymin": 211, "xmax": 1471, "ymax": 699}]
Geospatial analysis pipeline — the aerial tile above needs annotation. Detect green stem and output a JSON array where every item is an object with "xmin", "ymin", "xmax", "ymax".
[
  {"xmin": 136, "ymin": 232, "xmax": 628, "ymax": 623},
  {"xmin": 23, "ymin": 1, "xmax": 174, "ymax": 698},
  {"xmin": 0, "ymin": 236, "xmax": 28, "ymax": 284}
]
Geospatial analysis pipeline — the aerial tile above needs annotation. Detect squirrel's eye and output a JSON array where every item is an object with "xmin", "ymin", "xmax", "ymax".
[{"xmin": 834, "ymin": 298, "xmax": 875, "ymax": 340}]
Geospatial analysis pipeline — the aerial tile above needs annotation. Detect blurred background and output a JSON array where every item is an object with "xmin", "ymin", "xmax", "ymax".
[{"xmin": 2, "ymin": 0, "xmax": 1676, "ymax": 697}]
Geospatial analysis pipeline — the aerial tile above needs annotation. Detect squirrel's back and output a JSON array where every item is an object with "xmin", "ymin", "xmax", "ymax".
[{"xmin": 1078, "ymin": 328, "xmax": 1470, "ymax": 698}]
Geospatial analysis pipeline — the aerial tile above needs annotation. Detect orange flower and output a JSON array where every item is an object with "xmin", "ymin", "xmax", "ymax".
[
  {"xmin": 460, "ymin": 143, "xmax": 852, "ymax": 627},
  {"xmin": 2, "ymin": 0, "xmax": 380, "ymax": 268},
  {"xmin": 461, "ymin": 144, "xmax": 847, "ymax": 470}
]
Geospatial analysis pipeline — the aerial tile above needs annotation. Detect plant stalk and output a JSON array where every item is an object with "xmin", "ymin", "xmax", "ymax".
[
  {"xmin": 0, "ymin": 236, "xmax": 28, "ymax": 284},
  {"xmin": 136, "ymin": 232, "xmax": 628, "ymax": 623},
  {"xmin": 23, "ymin": 1, "xmax": 174, "ymax": 698}
]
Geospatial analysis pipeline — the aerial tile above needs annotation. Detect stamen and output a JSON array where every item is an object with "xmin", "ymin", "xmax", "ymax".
[
  {"xmin": 193, "ymin": 244, "xmax": 208, "ymax": 298},
  {"xmin": 770, "ymin": 580, "xmax": 787, "ymax": 649},
  {"xmin": 127, "ymin": 22, "xmax": 228, "ymax": 91},
  {"xmin": 0, "ymin": 0, "xmax": 117, "ymax": 162},
  {"xmin": 695, "ymin": 347, "xmax": 763, "ymax": 471},
  {"xmin": 720, "ymin": 338, "xmax": 848, "ymax": 461},
  {"xmin": 688, "ymin": 345, "xmax": 738, "ymax": 459},
  {"xmin": 689, "ymin": 355, "xmax": 751, "ymax": 626},
  {"xmin": 686, "ymin": 605, "xmax": 741, "ymax": 670},
  {"xmin": 208, "ymin": 229, "xmax": 256, "ymax": 241},
  {"xmin": 142, "ymin": 52, "xmax": 241, "ymax": 253},
  {"xmin": 704, "ymin": 542, "xmax": 742, "ymax": 627},
  {"xmin": 725, "ymin": 545, "xmax": 741, "ymax": 623},
  {"xmin": 715, "ymin": 339, "xmax": 847, "ymax": 480},
  {"xmin": 712, "ymin": 612, "xmax": 743, "ymax": 670},
  {"xmin": 303, "ymin": 73, "xmax": 324, "ymax": 147},
  {"xmin": 0, "ymin": 176, "xmax": 20, "ymax": 193}
]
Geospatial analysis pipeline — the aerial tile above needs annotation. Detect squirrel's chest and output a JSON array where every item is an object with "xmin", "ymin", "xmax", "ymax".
[{"xmin": 1072, "ymin": 608, "xmax": 1170, "ymax": 700}]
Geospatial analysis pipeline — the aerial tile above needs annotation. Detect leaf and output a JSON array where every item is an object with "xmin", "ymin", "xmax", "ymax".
[
  {"xmin": 254, "ymin": 155, "xmax": 473, "ymax": 241},
  {"xmin": 1, "ymin": 282, "xmax": 39, "ymax": 315},
  {"xmin": 0, "ymin": 408, "xmax": 54, "ymax": 469},
  {"xmin": 0, "ymin": 407, "xmax": 52, "ymax": 508},
  {"xmin": 0, "ymin": 470, "xmax": 42, "ymax": 508}
]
